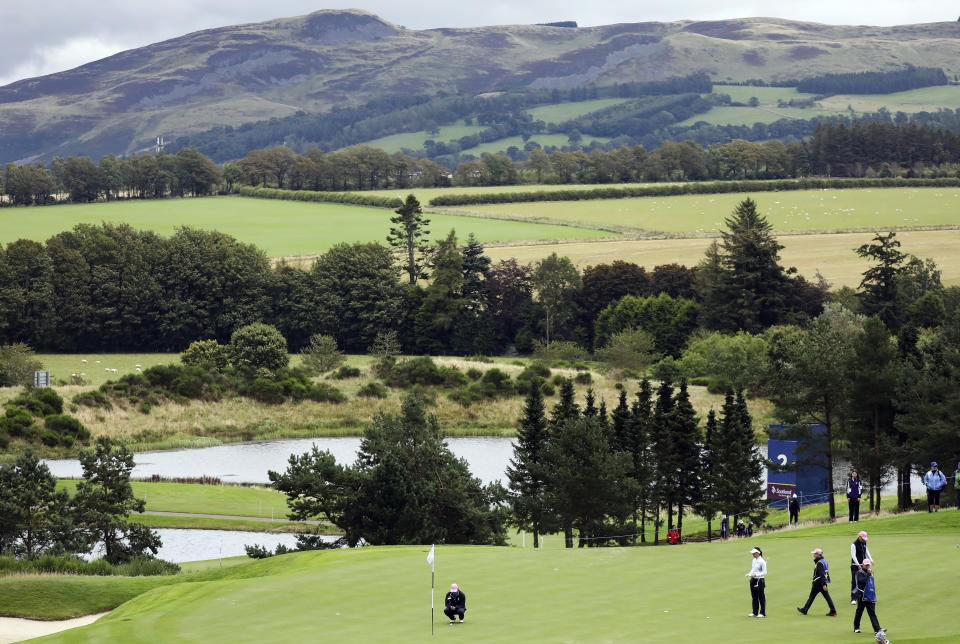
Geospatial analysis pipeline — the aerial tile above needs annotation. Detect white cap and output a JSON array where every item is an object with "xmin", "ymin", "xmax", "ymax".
[{"xmin": 750, "ymin": 548, "xmax": 761, "ymax": 555}]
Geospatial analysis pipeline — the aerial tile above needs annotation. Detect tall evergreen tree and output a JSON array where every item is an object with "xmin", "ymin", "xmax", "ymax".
[
  {"xmin": 855, "ymin": 232, "xmax": 905, "ymax": 330},
  {"xmin": 550, "ymin": 378, "xmax": 581, "ymax": 431},
  {"xmin": 386, "ymin": 194, "xmax": 431, "ymax": 284},
  {"xmin": 670, "ymin": 379, "xmax": 702, "ymax": 537},
  {"xmin": 628, "ymin": 379, "xmax": 655, "ymax": 542},
  {"xmin": 506, "ymin": 386, "xmax": 553, "ymax": 547},
  {"xmin": 692, "ymin": 409, "xmax": 720, "ymax": 541},
  {"xmin": 712, "ymin": 390, "xmax": 767, "ymax": 526},
  {"xmin": 650, "ymin": 379, "xmax": 674, "ymax": 543}
]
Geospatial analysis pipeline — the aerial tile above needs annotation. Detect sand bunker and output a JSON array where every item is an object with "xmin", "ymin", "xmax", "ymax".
[{"xmin": 0, "ymin": 612, "xmax": 107, "ymax": 643}]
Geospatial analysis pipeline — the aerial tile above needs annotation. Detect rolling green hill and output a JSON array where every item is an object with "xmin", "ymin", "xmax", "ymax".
[
  {"xmin": 9, "ymin": 511, "xmax": 958, "ymax": 642},
  {"xmin": 4, "ymin": 10, "xmax": 960, "ymax": 164}
]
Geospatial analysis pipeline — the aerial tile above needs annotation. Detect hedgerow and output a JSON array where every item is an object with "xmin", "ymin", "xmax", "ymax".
[{"xmin": 239, "ymin": 186, "xmax": 402, "ymax": 208}]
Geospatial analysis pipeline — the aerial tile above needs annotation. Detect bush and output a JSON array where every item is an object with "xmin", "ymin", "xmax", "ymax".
[
  {"xmin": 371, "ymin": 355, "xmax": 396, "ymax": 380},
  {"xmin": 357, "ymin": 382, "xmax": 388, "ymax": 399},
  {"xmin": 300, "ymin": 334, "xmax": 346, "ymax": 375},
  {"xmin": 330, "ymin": 365, "xmax": 362, "ymax": 380},
  {"xmin": 0, "ymin": 406, "xmax": 36, "ymax": 437},
  {"xmin": 540, "ymin": 382, "xmax": 556, "ymax": 396},
  {"xmin": 10, "ymin": 387, "xmax": 63, "ymax": 416},
  {"xmin": 180, "ymin": 339, "xmax": 228, "ymax": 372},
  {"xmin": 306, "ymin": 382, "xmax": 346, "ymax": 404},
  {"xmin": 466, "ymin": 368, "xmax": 483, "ymax": 381},
  {"xmin": 229, "ymin": 323, "xmax": 289, "ymax": 372},
  {"xmin": 574, "ymin": 372, "xmax": 593, "ymax": 385},
  {"xmin": 0, "ymin": 343, "xmax": 43, "ymax": 386},
  {"xmin": 552, "ymin": 374, "xmax": 567, "ymax": 386},
  {"xmin": 480, "ymin": 368, "xmax": 514, "ymax": 395},
  {"xmin": 595, "ymin": 328, "xmax": 659, "ymax": 373},
  {"xmin": 514, "ymin": 327, "xmax": 534, "ymax": 354},
  {"xmin": 532, "ymin": 340, "xmax": 589, "ymax": 363},
  {"xmin": 573, "ymin": 362, "xmax": 590, "ymax": 371},
  {"xmin": 44, "ymin": 414, "xmax": 90, "ymax": 442},
  {"xmin": 386, "ymin": 357, "xmax": 450, "ymax": 388},
  {"xmin": 73, "ymin": 390, "xmax": 113, "ymax": 410}
]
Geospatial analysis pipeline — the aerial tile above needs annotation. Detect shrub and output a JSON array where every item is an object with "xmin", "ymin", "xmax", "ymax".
[
  {"xmin": 466, "ymin": 355, "xmax": 493, "ymax": 363},
  {"xmin": 532, "ymin": 340, "xmax": 589, "ymax": 363},
  {"xmin": 44, "ymin": 414, "xmax": 90, "ymax": 442},
  {"xmin": 306, "ymin": 382, "xmax": 346, "ymax": 404},
  {"xmin": 466, "ymin": 368, "xmax": 483, "ymax": 381},
  {"xmin": 357, "ymin": 382, "xmax": 388, "ymax": 399},
  {"xmin": 386, "ymin": 357, "xmax": 450, "ymax": 388},
  {"xmin": 180, "ymin": 339, "xmax": 228, "ymax": 372},
  {"xmin": 514, "ymin": 327, "xmax": 534, "ymax": 354},
  {"xmin": 10, "ymin": 387, "xmax": 63, "ymax": 416},
  {"xmin": 540, "ymin": 382, "xmax": 556, "ymax": 396},
  {"xmin": 368, "ymin": 330, "xmax": 401, "ymax": 357},
  {"xmin": 245, "ymin": 377, "xmax": 285, "ymax": 404},
  {"xmin": 229, "ymin": 323, "xmax": 289, "ymax": 372},
  {"xmin": 480, "ymin": 368, "xmax": 514, "ymax": 396},
  {"xmin": 595, "ymin": 328, "xmax": 659, "ymax": 372},
  {"xmin": 574, "ymin": 372, "xmax": 593, "ymax": 385},
  {"xmin": 0, "ymin": 343, "xmax": 43, "ymax": 386},
  {"xmin": 371, "ymin": 355, "xmax": 396, "ymax": 380},
  {"xmin": 300, "ymin": 334, "xmax": 346, "ymax": 375},
  {"xmin": 1, "ymin": 406, "xmax": 36, "ymax": 437},
  {"xmin": 330, "ymin": 365, "xmax": 362, "ymax": 380},
  {"xmin": 573, "ymin": 362, "xmax": 590, "ymax": 371},
  {"xmin": 552, "ymin": 374, "xmax": 567, "ymax": 386},
  {"xmin": 73, "ymin": 390, "xmax": 113, "ymax": 410}
]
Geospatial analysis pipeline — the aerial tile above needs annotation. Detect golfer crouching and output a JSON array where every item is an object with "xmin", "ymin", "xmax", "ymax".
[
  {"xmin": 746, "ymin": 547, "xmax": 767, "ymax": 617},
  {"xmin": 444, "ymin": 583, "xmax": 466, "ymax": 624}
]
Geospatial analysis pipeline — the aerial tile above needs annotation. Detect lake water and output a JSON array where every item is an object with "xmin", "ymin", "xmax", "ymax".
[{"xmin": 43, "ymin": 436, "xmax": 516, "ymax": 485}]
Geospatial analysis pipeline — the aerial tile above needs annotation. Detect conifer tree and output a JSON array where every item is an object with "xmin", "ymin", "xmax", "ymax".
[
  {"xmin": 651, "ymin": 379, "xmax": 675, "ymax": 543},
  {"xmin": 692, "ymin": 409, "xmax": 720, "ymax": 541},
  {"xmin": 712, "ymin": 390, "xmax": 767, "ymax": 526},
  {"xmin": 506, "ymin": 386, "xmax": 553, "ymax": 547},
  {"xmin": 386, "ymin": 194, "xmax": 431, "ymax": 284},
  {"xmin": 670, "ymin": 379, "xmax": 702, "ymax": 537},
  {"xmin": 628, "ymin": 378, "xmax": 654, "ymax": 542},
  {"xmin": 550, "ymin": 378, "xmax": 580, "ymax": 430}
]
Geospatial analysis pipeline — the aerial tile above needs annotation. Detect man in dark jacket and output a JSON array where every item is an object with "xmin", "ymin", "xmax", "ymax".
[
  {"xmin": 789, "ymin": 493, "xmax": 800, "ymax": 525},
  {"xmin": 444, "ymin": 583, "xmax": 466, "ymax": 624},
  {"xmin": 797, "ymin": 548, "xmax": 837, "ymax": 616},
  {"xmin": 850, "ymin": 530, "xmax": 873, "ymax": 604}
]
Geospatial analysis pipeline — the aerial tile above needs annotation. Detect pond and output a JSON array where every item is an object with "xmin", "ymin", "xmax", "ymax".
[{"xmin": 43, "ymin": 437, "xmax": 517, "ymax": 485}]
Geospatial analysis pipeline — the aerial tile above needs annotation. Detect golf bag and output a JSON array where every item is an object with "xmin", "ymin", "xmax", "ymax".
[{"xmin": 875, "ymin": 628, "xmax": 889, "ymax": 643}]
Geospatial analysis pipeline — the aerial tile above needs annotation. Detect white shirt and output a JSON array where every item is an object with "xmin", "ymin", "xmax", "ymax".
[
  {"xmin": 850, "ymin": 541, "xmax": 874, "ymax": 566},
  {"xmin": 747, "ymin": 556, "xmax": 767, "ymax": 579}
]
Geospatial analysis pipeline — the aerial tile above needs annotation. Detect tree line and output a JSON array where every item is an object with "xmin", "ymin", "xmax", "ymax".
[{"xmin": 796, "ymin": 66, "xmax": 948, "ymax": 95}]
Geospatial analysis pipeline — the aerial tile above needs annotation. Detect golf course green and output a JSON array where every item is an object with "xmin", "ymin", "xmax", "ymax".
[{"xmin": 13, "ymin": 510, "xmax": 959, "ymax": 642}]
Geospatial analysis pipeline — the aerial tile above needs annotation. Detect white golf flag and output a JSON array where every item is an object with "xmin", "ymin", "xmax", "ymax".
[{"xmin": 426, "ymin": 544, "xmax": 435, "ymax": 565}]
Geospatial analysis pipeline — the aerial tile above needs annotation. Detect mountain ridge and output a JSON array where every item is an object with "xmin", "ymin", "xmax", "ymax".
[{"xmin": 3, "ymin": 9, "xmax": 960, "ymax": 163}]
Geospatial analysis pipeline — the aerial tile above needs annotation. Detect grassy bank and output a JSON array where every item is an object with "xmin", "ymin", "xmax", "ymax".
[{"xmin": 10, "ymin": 511, "xmax": 958, "ymax": 641}]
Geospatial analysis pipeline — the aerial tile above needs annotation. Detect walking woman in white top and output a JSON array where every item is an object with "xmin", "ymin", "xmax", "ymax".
[{"xmin": 746, "ymin": 547, "xmax": 767, "ymax": 617}]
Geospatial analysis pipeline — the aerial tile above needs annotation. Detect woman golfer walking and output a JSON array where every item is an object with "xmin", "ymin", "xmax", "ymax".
[
  {"xmin": 853, "ymin": 559, "xmax": 886, "ymax": 641},
  {"xmin": 746, "ymin": 547, "xmax": 767, "ymax": 617}
]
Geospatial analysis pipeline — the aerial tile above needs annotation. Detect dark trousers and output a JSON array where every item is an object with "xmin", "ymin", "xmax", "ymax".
[
  {"xmin": 848, "ymin": 498, "xmax": 860, "ymax": 521},
  {"xmin": 749, "ymin": 578, "xmax": 766, "ymax": 615},
  {"xmin": 444, "ymin": 607, "xmax": 465, "ymax": 621},
  {"xmin": 802, "ymin": 582, "xmax": 836, "ymax": 613},
  {"xmin": 854, "ymin": 599, "xmax": 880, "ymax": 632},
  {"xmin": 789, "ymin": 508, "xmax": 799, "ymax": 524},
  {"xmin": 850, "ymin": 565, "xmax": 860, "ymax": 601},
  {"xmin": 927, "ymin": 488, "xmax": 941, "ymax": 510},
  {"xmin": 956, "ymin": 488, "xmax": 960, "ymax": 510}
]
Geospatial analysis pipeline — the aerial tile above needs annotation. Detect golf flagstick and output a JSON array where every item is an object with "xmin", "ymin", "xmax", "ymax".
[{"xmin": 427, "ymin": 544, "xmax": 435, "ymax": 635}]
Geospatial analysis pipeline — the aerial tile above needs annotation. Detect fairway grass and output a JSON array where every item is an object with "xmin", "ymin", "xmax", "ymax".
[
  {"xmin": 0, "ymin": 196, "xmax": 613, "ymax": 257},
  {"xmin": 16, "ymin": 511, "xmax": 960, "ymax": 642},
  {"xmin": 485, "ymin": 229, "xmax": 960, "ymax": 287},
  {"xmin": 445, "ymin": 187, "xmax": 960, "ymax": 234}
]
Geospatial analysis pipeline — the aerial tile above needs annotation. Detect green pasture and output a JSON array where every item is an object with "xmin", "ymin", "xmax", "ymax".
[
  {"xmin": 0, "ymin": 196, "xmax": 613, "ymax": 257},
  {"xmin": 360, "ymin": 123, "xmax": 486, "ymax": 154},
  {"xmin": 37, "ymin": 354, "xmax": 174, "ymax": 387},
  {"xmin": 362, "ymin": 182, "xmax": 668, "ymax": 203},
  {"xmin": 459, "ymin": 133, "xmax": 611, "ymax": 157},
  {"xmin": 711, "ymin": 85, "xmax": 816, "ymax": 104},
  {"xmin": 56, "ymin": 480, "xmax": 287, "ymax": 519},
  {"xmin": 485, "ymin": 229, "xmax": 960, "ymax": 288},
  {"xmin": 526, "ymin": 98, "xmax": 631, "ymax": 124},
  {"xmin": 675, "ymin": 105, "xmax": 824, "ymax": 126},
  {"xmin": 447, "ymin": 187, "xmax": 960, "ymax": 234},
  {"xmin": 13, "ymin": 511, "xmax": 959, "ymax": 641}
]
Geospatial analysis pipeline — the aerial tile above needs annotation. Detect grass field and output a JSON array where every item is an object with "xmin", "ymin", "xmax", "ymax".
[
  {"xmin": 485, "ymin": 229, "xmax": 960, "ymax": 287},
  {"xmin": 526, "ymin": 98, "xmax": 632, "ymax": 124},
  {"xmin": 0, "ymin": 196, "xmax": 613, "ymax": 258},
  {"xmin": 458, "ymin": 133, "xmax": 611, "ymax": 157},
  {"xmin": 361, "ymin": 182, "xmax": 669, "ymax": 203},
  {"xmin": 361, "ymin": 123, "xmax": 486, "ymax": 154},
  {"xmin": 682, "ymin": 84, "xmax": 960, "ymax": 127},
  {"xmin": 445, "ymin": 187, "xmax": 960, "ymax": 234},
  {"xmin": 10, "ymin": 511, "xmax": 958, "ymax": 641},
  {"xmin": 37, "ymin": 354, "xmax": 175, "ymax": 387}
]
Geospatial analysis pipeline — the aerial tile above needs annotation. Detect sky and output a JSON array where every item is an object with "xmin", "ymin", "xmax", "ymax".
[{"xmin": 1, "ymin": 1, "xmax": 957, "ymax": 87}]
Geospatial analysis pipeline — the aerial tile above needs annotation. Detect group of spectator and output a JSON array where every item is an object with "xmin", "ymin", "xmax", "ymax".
[{"xmin": 845, "ymin": 461, "xmax": 960, "ymax": 518}]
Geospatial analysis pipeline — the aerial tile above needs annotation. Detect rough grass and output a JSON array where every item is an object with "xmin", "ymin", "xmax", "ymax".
[
  {"xmin": 484, "ymin": 228, "xmax": 960, "ymax": 288},
  {"xmin": 14, "ymin": 511, "xmax": 959, "ymax": 641},
  {"xmin": 3, "ymin": 357, "xmax": 764, "ymax": 453},
  {"xmin": 0, "ymin": 196, "xmax": 611, "ymax": 258}
]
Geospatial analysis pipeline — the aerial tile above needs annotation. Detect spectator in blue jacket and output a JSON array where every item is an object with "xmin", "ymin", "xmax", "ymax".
[
  {"xmin": 846, "ymin": 470, "xmax": 863, "ymax": 522},
  {"xmin": 924, "ymin": 461, "xmax": 947, "ymax": 512}
]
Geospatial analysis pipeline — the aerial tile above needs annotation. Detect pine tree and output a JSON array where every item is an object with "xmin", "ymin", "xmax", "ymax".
[
  {"xmin": 651, "ymin": 379, "xmax": 674, "ymax": 543},
  {"xmin": 628, "ymin": 378, "xmax": 655, "ymax": 542},
  {"xmin": 693, "ymin": 409, "xmax": 720, "ymax": 541},
  {"xmin": 670, "ymin": 379, "xmax": 702, "ymax": 538},
  {"xmin": 583, "ymin": 388, "xmax": 598, "ymax": 417},
  {"xmin": 550, "ymin": 378, "xmax": 580, "ymax": 430},
  {"xmin": 712, "ymin": 390, "xmax": 767, "ymax": 526},
  {"xmin": 413, "ymin": 230, "xmax": 464, "ymax": 354},
  {"xmin": 506, "ymin": 386, "xmax": 554, "ymax": 547},
  {"xmin": 611, "ymin": 389, "xmax": 630, "ymax": 452},
  {"xmin": 386, "ymin": 194, "xmax": 431, "ymax": 284}
]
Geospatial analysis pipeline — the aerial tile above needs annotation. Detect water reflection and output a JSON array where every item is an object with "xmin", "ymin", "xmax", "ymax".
[
  {"xmin": 43, "ymin": 437, "xmax": 515, "ymax": 485},
  {"xmin": 153, "ymin": 529, "xmax": 305, "ymax": 563}
]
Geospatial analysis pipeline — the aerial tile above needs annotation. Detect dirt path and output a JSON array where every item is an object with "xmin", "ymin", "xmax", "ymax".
[{"xmin": 0, "ymin": 613, "xmax": 107, "ymax": 644}]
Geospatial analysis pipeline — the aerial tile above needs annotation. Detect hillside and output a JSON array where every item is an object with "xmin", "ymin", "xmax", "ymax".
[{"xmin": 3, "ymin": 10, "xmax": 960, "ymax": 163}]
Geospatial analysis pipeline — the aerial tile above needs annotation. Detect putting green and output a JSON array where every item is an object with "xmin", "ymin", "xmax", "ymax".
[{"xmin": 26, "ymin": 511, "xmax": 960, "ymax": 643}]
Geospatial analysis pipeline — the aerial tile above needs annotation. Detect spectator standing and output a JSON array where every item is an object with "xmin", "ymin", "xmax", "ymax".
[
  {"xmin": 955, "ymin": 462, "xmax": 960, "ymax": 510},
  {"xmin": 746, "ymin": 547, "xmax": 767, "ymax": 618},
  {"xmin": 924, "ymin": 462, "xmax": 947, "ymax": 512},
  {"xmin": 850, "ymin": 530, "xmax": 873, "ymax": 604},
  {"xmin": 736, "ymin": 519, "xmax": 746, "ymax": 538},
  {"xmin": 746, "ymin": 522, "xmax": 754, "ymax": 537},
  {"xmin": 789, "ymin": 493, "xmax": 800, "ymax": 525},
  {"xmin": 853, "ymin": 559, "xmax": 885, "ymax": 640},
  {"xmin": 846, "ymin": 470, "xmax": 863, "ymax": 522},
  {"xmin": 797, "ymin": 548, "xmax": 837, "ymax": 616},
  {"xmin": 721, "ymin": 514, "xmax": 729, "ymax": 540}
]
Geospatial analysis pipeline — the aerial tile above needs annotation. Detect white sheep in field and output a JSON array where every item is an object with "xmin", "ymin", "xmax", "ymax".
[{"xmin": 81, "ymin": 359, "xmax": 88, "ymax": 363}]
